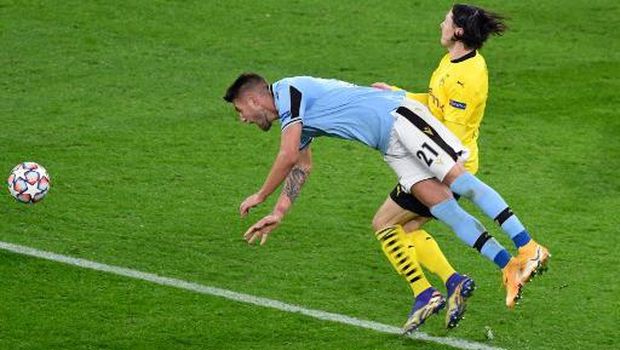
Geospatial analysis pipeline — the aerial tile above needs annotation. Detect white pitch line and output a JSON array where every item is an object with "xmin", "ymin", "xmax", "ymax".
[{"xmin": 0, "ymin": 241, "xmax": 504, "ymax": 350}]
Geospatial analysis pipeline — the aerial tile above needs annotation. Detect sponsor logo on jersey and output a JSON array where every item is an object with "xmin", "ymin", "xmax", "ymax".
[
  {"xmin": 428, "ymin": 90, "xmax": 441, "ymax": 109},
  {"xmin": 449, "ymin": 99, "xmax": 467, "ymax": 110}
]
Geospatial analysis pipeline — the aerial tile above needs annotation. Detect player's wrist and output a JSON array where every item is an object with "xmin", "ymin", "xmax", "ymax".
[
  {"xmin": 272, "ymin": 207, "xmax": 287, "ymax": 220},
  {"xmin": 255, "ymin": 190, "xmax": 268, "ymax": 202}
]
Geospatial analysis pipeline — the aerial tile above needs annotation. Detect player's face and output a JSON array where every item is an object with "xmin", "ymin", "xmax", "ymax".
[
  {"xmin": 233, "ymin": 95, "xmax": 273, "ymax": 132},
  {"xmin": 440, "ymin": 10, "xmax": 461, "ymax": 47}
]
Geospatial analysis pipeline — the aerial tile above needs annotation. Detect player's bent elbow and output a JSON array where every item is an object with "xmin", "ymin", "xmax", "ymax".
[{"xmin": 279, "ymin": 150, "xmax": 300, "ymax": 167}]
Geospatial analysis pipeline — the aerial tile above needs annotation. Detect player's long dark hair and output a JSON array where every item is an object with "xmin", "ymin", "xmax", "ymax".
[{"xmin": 451, "ymin": 4, "xmax": 507, "ymax": 49}]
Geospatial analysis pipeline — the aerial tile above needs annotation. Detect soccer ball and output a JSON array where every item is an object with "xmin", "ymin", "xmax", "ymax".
[{"xmin": 7, "ymin": 162, "xmax": 51, "ymax": 204}]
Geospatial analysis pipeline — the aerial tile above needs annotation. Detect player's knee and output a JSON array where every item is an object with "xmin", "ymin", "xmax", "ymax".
[
  {"xmin": 402, "ymin": 216, "xmax": 430, "ymax": 232},
  {"xmin": 371, "ymin": 212, "xmax": 391, "ymax": 232},
  {"xmin": 372, "ymin": 196, "xmax": 417, "ymax": 231},
  {"xmin": 443, "ymin": 163, "xmax": 467, "ymax": 186}
]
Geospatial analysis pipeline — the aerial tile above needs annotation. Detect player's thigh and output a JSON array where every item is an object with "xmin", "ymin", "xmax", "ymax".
[
  {"xmin": 372, "ymin": 184, "xmax": 433, "ymax": 232},
  {"xmin": 392, "ymin": 100, "xmax": 469, "ymax": 182},
  {"xmin": 402, "ymin": 215, "xmax": 432, "ymax": 233},
  {"xmin": 383, "ymin": 137, "xmax": 437, "ymax": 196},
  {"xmin": 383, "ymin": 134, "xmax": 452, "ymax": 213},
  {"xmin": 388, "ymin": 183, "xmax": 435, "ymax": 218},
  {"xmin": 372, "ymin": 195, "xmax": 417, "ymax": 231},
  {"xmin": 410, "ymin": 178, "xmax": 454, "ymax": 208}
]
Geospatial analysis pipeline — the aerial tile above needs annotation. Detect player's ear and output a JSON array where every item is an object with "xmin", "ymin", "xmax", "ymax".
[
  {"xmin": 243, "ymin": 93, "xmax": 256, "ymax": 107},
  {"xmin": 250, "ymin": 91, "xmax": 269, "ymax": 107},
  {"xmin": 454, "ymin": 27, "xmax": 464, "ymax": 37}
]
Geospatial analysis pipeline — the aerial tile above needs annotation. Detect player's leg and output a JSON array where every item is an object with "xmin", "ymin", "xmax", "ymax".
[
  {"xmin": 408, "ymin": 178, "xmax": 513, "ymax": 270},
  {"xmin": 375, "ymin": 224, "xmax": 445, "ymax": 333},
  {"xmin": 389, "ymin": 101, "xmax": 524, "ymax": 307},
  {"xmin": 443, "ymin": 164, "xmax": 550, "ymax": 282},
  {"xmin": 371, "ymin": 190, "xmax": 417, "ymax": 231},
  {"xmin": 375, "ymin": 186, "xmax": 475, "ymax": 328},
  {"xmin": 374, "ymin": 223, "xmax": 432, "ymax": 297},
  {"xmin": 394, "ymin": 98, "xmax": 549, "ymax": 279},
  {"xmin": 391, "ymin": 101, "xmax": 514, "ymax": 271},
  {"xmin": 409, "ymin": 229, "xmax": 475, "ymax": 328},
  {"xmin": 379, "ymin": 134, "xmax": 458, "ymax": 330},
  {"xmin": 410, "ymin": 178, "xmax": 522, "ymax": 308},
  {"xmin": 375, "ymin": 185, "xmax": 463, "ymax": 285}
]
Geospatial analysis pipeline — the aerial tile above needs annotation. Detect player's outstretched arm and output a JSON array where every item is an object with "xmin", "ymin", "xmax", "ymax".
[
  {"xmin": 372, "ymin": 82, "xmax": 429, "ymax": 105},
  {"xmin": 244, "ymin": 146, "xmax": 312, "ymax": 245},
  {"xmin": 239, "ymin": 123, "xmax": 303, "ymax": 217},
  {"xmin": 371, "ymin": 82, "xmax": 394, "ymax": 90},
  {"xmin": 273, "ymin": 146, "xmax": 312, "ymax": 218}
]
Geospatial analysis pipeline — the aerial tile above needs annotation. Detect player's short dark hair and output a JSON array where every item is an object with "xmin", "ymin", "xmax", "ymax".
[
  {"xmin": 451, "ymin": 4, "xmax": 508, "ymax": 50},
  {"xmin": 223, "ymin": 73, "xmax": 269, "ymax": 103}
]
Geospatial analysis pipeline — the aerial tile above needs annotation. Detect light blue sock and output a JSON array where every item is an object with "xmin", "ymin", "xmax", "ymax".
[
  {"xmin": 430, "ymin": 199, "xmax": 511, "ymax": 269},
  {"xmin": 450, "ymin": 173, "xmax": 531, "ymax": 248}
]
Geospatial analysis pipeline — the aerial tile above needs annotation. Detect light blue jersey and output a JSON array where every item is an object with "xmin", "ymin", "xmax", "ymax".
[{"xmin": 271, "ymin": 76, "xmax": 406, "ymax": 154}]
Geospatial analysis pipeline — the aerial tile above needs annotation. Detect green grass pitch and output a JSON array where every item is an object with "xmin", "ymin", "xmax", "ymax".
[{"xmin": 1, "ymin": 0, "xmax": 618, "ymax": 349}]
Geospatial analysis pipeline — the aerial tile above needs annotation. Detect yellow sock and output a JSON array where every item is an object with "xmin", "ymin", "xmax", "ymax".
[
  {"xmin": 375, "ymin": 225, "xmax": 432, "ymax": 296},
  {"xmin": 409, "ymin": 229, "xmax": 456, "ymax": 284}
]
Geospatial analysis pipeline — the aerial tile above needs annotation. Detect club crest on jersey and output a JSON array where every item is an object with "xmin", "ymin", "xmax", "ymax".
[
  {"xmin": 449, "ymin": 99, "xmax": 467, "ymax": 110},
  {"xmin": 423, "ymin": 126, "xmax": 434, "ymax": 135}
]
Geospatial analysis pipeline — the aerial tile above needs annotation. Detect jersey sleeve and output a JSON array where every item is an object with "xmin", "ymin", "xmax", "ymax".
[
  {"xmin": 273, "ymin": 81, "xmax": 313, "ymax": 149},
  {"xmin": 274, "ymin": 81, "xmax": 306, "ymax": 131}
]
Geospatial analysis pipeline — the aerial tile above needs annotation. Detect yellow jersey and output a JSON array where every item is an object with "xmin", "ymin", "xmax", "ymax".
[{"xmin": 395, "ymin": 50, "xmax": 488, "ymax": 174}]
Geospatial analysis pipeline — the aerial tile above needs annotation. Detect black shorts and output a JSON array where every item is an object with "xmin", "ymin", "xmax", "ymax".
[{"xmin": 389, "ymin": 184, "xmax": 461, "ymax": 218}]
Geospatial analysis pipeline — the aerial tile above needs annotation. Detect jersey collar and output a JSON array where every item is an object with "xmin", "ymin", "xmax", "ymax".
[{"xmin": 451, "ymin": 50, "xmax": 477, "ymax": 63}]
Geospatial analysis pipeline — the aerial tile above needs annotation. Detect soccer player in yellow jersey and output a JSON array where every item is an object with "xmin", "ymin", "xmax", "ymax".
[{"xmin": 371, "ymin": 4, "xmax": 550, "ymax": 332}]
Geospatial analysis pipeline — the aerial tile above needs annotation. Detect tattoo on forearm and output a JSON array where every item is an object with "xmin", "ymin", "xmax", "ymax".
[{"xmin": 284, "ymin": 166, "xmax": 308, "ymax": 202}]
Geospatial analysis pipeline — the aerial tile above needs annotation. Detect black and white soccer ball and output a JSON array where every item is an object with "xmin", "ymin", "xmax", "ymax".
[{"xmin": 7, "ymin": 162, "xmax": 50, "ymax": 204}]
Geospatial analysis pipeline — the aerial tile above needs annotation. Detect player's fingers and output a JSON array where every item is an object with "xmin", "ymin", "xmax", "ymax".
[
  {"xmin": 243, "ymin": 229, "xmax": 253, "ymax": 241},
  {"xmin": 239, "ymin": 204, "xmax": 249, "ymax": 217},
  {"xmin": 247, "ymin": 227, "xmax": 265, "ymax": 244},
  {"xmin": 243, "ymin": 224, "xmax": 254, "ymax": 238},
  {"xmin": 255, "ymin": 222, "xmax": 274, "ymax": 243},
  {"xmin": 260, "ymin": 232, "xmax": 269, "ymax": 245},
  {"xmin": 371, "ymin": 82, "xmax": 388, "ymax": 89},
  {"xmin": 248, "ymin": 223, "xmax": 270, "ymax": 243},
  {"xmin": 243, "ymin": 216, "xmax": 276, "ymax": 245},
  {"xmin": 244, "ymin": 224, "xmax": 261, "ymax": 240}
]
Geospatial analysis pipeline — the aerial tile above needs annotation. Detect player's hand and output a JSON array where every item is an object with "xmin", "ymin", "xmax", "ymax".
[
  {"xmin": 239, "ymin": 192, "xmax": 265, "ymax": 217},
  {"xmin": 371, "ymin": 82, "xmax": 392, "ymax": 90},
  {"xmin": 243, "ymin": 213, "xmax": 282, "ymax": 246}
]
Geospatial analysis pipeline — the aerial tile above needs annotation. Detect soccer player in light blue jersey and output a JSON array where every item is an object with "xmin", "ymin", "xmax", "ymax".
[{"xmin": 224, "ymin": 73, "xmax": 548, "ymax": 333}]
